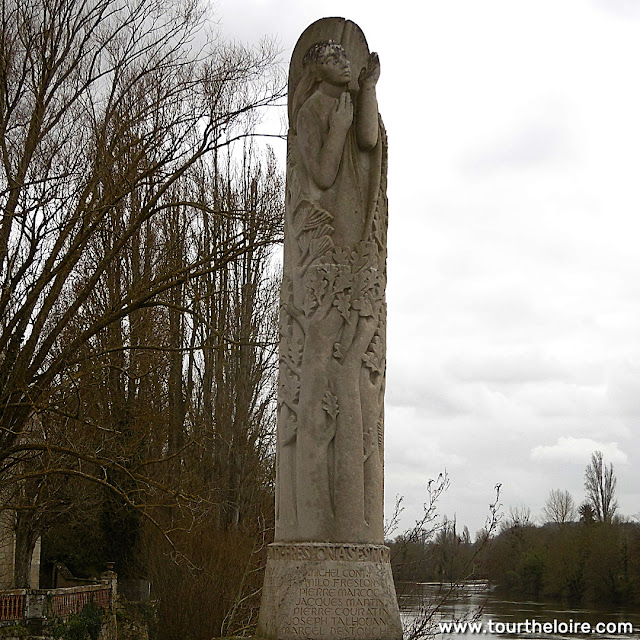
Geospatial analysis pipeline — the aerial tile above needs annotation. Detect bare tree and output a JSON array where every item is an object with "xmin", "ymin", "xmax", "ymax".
[
  {"xmin": 500, "ymin": 504, "xmax": 533, "ymax": 533},
  {"xmin": 542, "ymin": 489, "xmax": 577, "ymax": 524},
  {"xmin": 0, "ymin": 0, "xmax": 284, "ymax": 586},
  {"xmin": 584, "ymin": 451, "xmax": 618, "ymax": 523},
  {"xmin": 143, "ymin": 146, "xmax": 282, "ymax": 638},
  {"xmin": 396, "ymin": 479, "xmax": 503, "ymax": 640}
]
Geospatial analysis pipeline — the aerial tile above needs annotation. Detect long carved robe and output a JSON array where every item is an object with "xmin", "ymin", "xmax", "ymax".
[{"xmin": 275, "ymin": 82, "xmax": 388, "ymax": 544}]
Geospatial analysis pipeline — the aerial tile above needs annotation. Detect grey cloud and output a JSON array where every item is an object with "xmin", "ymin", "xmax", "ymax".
[
  {"xmin": 531, "ymin": 437, "xmax": 629, "ymax": 464},
  {"xmin": 606, "ymin": 363, "xmax": 640, "ymax": 416},
  {"xmin": 460, "ymin": 108, "xmax": 575, "ymax": 176},
  {"xmin": 592, "ymin": 0, "xmax": 640, "ymax": 18},
  {"xmin": 445, "ymin": 351, "xmax": 568, "ymax": 385},
  {"xmin": 533, "ymin": 385, "xmax": 608, "ymax": 419},
  {"xmin": 387, "ymin": 377, "xmax": 473, "ymax": 416}
]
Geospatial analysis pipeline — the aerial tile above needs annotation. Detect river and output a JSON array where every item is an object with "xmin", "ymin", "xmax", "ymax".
[{"xmin": 397, "ymin": 581, "xmax": 640, "ymax": 639}]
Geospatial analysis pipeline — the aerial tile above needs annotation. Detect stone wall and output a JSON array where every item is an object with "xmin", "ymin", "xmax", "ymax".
[{"xmin": 0, "ymin": 574, "xmax": 117, "ymax": 640}]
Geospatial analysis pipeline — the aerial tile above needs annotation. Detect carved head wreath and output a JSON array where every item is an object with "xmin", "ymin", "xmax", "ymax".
[{"xmin": 303, "ymin": 40, "xmax": 347, "ymax": 69}]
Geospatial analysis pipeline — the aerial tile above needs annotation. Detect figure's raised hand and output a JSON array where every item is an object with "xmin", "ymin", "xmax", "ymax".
[
  {"xmin": 329, "ymin": 91, "xmax": 353, "ymax": 133},
  {"xmin": 358, "ymin": 52, "xmax": 380, "ymax": 88}
]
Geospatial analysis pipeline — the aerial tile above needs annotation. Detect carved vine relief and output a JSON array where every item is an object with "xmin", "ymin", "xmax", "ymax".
[{"xmin": 276, "ymin": 32, "xmax": 388, "ymax": 544}]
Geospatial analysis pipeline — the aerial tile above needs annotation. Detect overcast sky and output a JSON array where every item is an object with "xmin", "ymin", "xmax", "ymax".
[{"xmin": 212, "ymin": 0, "xmax": 640, "ymax": 536}]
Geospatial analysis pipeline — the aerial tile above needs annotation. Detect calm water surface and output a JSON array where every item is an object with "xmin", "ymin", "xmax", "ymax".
[{"xmin": 398, "ymin": 581, "xmax": 640, "ymax": 639}]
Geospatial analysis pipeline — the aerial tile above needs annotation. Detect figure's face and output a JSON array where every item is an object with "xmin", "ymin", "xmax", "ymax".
[{"xmin": 316, "ymin": 47, "xmax": 351, "ymax": 86}]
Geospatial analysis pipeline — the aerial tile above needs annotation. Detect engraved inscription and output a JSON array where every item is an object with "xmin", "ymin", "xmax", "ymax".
[
  {"xmin": 269, "ymin": 543, "xmax": 389, "ymax": 563},
  {"xmin": 258, "ymin": 543, "xmax": 402, "ymax": 639},
  {"xmin": 281, "ymin": 566, "xmax": 391, "ymax": 638}
]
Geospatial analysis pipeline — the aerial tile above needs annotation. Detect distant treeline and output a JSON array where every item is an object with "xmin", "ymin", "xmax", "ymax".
[{"xmin": 389, "ymin": 519, "xmax": 640, "ymax": 606}]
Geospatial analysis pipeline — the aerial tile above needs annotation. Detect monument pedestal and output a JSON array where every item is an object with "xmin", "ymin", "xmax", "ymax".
[{"xmin": 257, "ymin": 543, "xmax": 403, "ymax": 640}]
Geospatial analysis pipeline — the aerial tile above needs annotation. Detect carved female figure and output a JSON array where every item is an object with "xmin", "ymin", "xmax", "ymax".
[{"xmin": 276, "ymin": 31, "xmax": 388, "ymax": 544}]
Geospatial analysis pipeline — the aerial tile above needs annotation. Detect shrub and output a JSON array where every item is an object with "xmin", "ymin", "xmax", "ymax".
[{"xmin": 53, "ymin": 602, "xmax": 104, "ymax": 640}]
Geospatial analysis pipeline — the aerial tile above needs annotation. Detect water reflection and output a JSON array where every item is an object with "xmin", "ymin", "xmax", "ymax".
[{"xmin": 398, "ymin": 581, "xmax": 640, "ymax": 639}]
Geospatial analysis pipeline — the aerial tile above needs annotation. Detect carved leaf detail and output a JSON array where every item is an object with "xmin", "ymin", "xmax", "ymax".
[
  {"xmin": 281, "ymin": 415, "xmax": 297, "ymax": 445},
  {"xmin": 363, "ymin": 424, "xmax": 376, "ymax": 460},
  {"xmin": 331, "ymin": 247, "xmax": 350, "ymax": 265},
  {"xmin": 320, "ymin": 264, "xmax": 337, "ymax": 290},
  {"xmin": 333, "ymin": 342, "xmax": 346, "ymax": 361},
  {"xmin": 378, "ymin": 301, "xmax": 387, "ymax": 327},
  {"xmin": 301, "ymin": 202, "xmax": 333, "ymax": 232},
  {"xmin": 306, "ymin": 267, "xmax": 328, "ymax": 307},
  {"xmin": 279, "ymin": 334, "xmax": 290, "ymax": 363},
  {"xmin": 362, "ymin": 336, "xmax": 385, "ymax": 374},
  {"xmin": 278, "ymin": 312, "xmax": 289, "ymax": 338},
  {"xmin": 302, "ymin": 289, "xmax": 316, "ymax": 316},
  {"xmin": 280, "ymin": 276, "xmax": 293, "ymax": 304},
  {"xmin": 279, "ymin": 368, "xmax": 300, "ymax": 406},
  {"xmin": 298, "ymin": 231, "xmax": 310, "ymax": 257},
  {"xmin": 351, "ymin": 242, "xmax": 377, "ymax": 271},
  {"xmin": 353, "ymin": 295, "xmax": 374, "ymax": 317},
  {"xmin": 361, "ymin": 352, "xmax": 379, "ymax": 373},
  {"xmin": 306, "ymin": 236, "xmax": 334, "ymax": 264},
  {"xmin": 333, "ymin": 291, "xmax": 351, "ymax": 321},
  {"xmin": 321, "ymin": 391, "xmax": 339, "ymax": 422},
  {"xmin": 288, "ymin": 339, "xmax": 303, "ymax": 368},
  {"xmin": 360, "ymin": 269, "xmax": 377, "ymax": 293},
  {"xmin": 310, "ymin": 223, "xmax": 333, "ymax": 239},
  {"xmin": 333, "ymin": 266, "xmax": 351, "ymax": 293},
  {"xmin": 372, "ymin": 201, "xmax": 388, "ymax": 250}
]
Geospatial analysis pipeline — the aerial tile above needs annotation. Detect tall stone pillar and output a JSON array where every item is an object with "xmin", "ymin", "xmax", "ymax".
[{"xmin": 257, "ymin": 17, "xmax": 402, "ymax": 640}]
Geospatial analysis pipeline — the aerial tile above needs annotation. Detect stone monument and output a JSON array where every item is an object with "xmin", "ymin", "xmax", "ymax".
[{"xmin": 257, "ymin": 17, "xmax": 402, "ymax": 640}]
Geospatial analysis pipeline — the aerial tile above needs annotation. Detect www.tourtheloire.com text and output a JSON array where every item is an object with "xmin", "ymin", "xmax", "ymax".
[{"xmin": 438, "ymin": 619, "xmax": 636, "ymax": 635}]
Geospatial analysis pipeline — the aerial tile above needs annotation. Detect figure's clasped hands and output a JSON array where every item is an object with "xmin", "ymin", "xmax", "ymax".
[
  {"xmin": 329, "ymin": 92, "xmax": 353, "ymax": 134},
  {"xmin": 358, "ymin": 52, "xmax": 380, "ymax": 88}
]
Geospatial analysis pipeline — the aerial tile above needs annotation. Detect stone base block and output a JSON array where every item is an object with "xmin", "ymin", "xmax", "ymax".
[{"xmin": 257, "ymin": 543, "xmax": 402, "ymax": 640}]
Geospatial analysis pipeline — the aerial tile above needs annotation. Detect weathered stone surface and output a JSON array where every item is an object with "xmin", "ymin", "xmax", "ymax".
[
  {"xmin": 257, "ymin": 544, "xmax": 402, "ymax": 640},
  {"xmin": 276, "ymin": 16, "xmax": 387, "ymax": 545},
  {"xmin": 257, "ymin": 17, "xmax": 400, "ymax": 639}
]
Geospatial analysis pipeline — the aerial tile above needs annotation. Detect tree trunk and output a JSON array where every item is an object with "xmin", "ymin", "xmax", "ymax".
[{"xmin": 13, "ymin": 511, "xmax": 37, "ymax": 588}]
